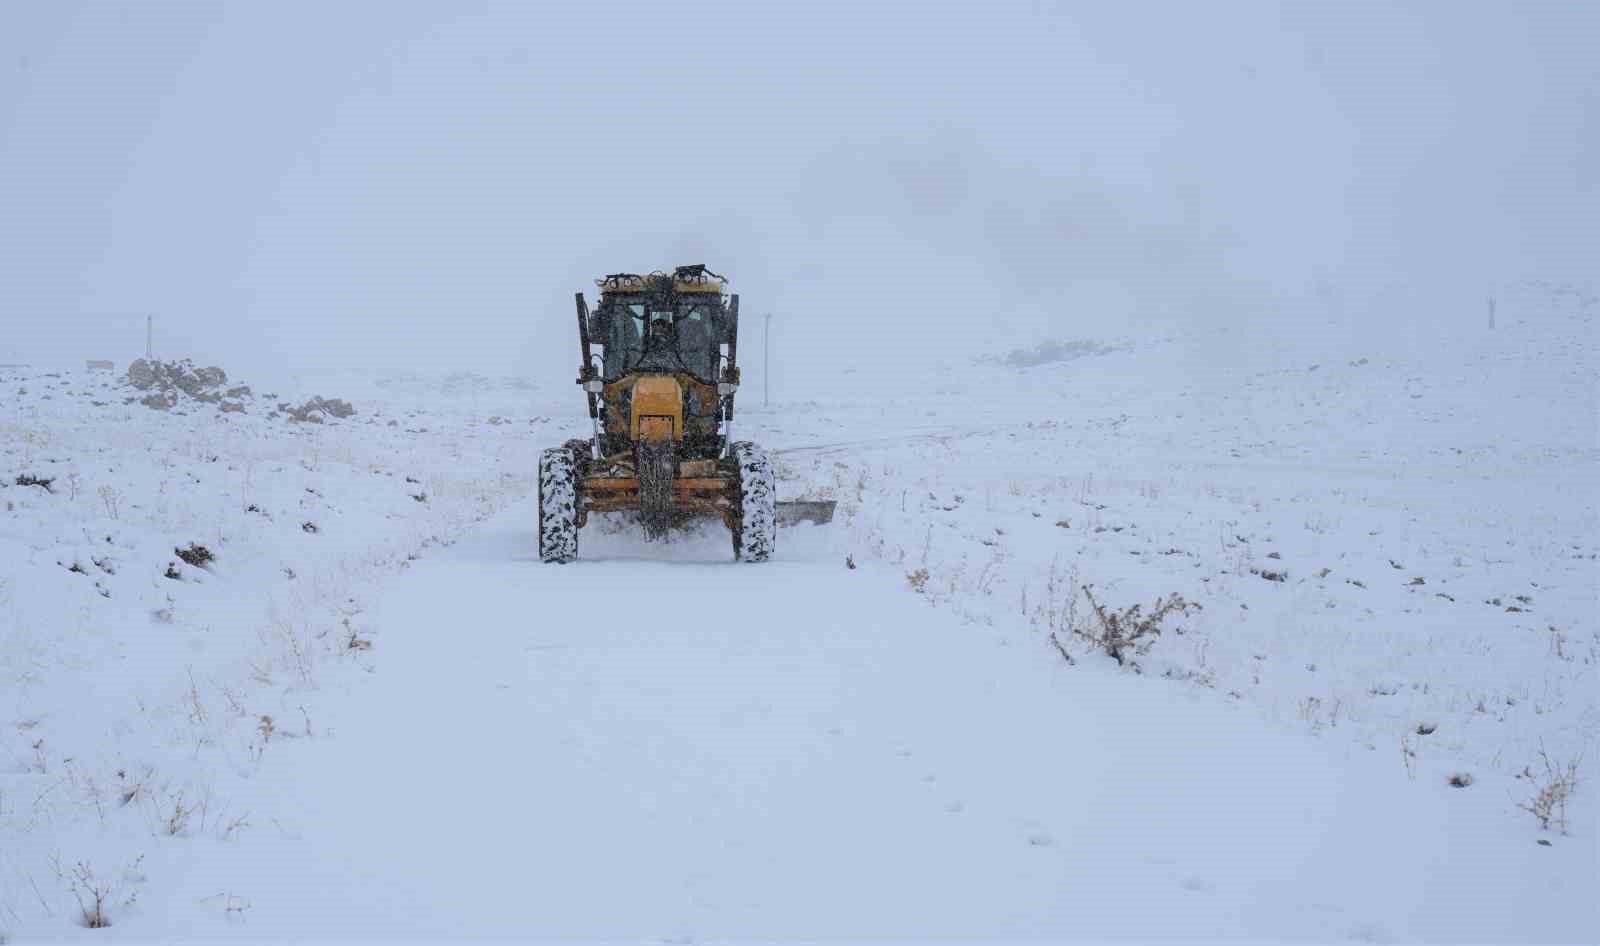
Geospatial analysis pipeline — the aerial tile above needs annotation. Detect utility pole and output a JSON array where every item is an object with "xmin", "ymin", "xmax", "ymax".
[
  {"xmin": 145, "ymin": 314, "xmax": 154, "ymax": 360},
  {"xmin": 1487, "ymin": 294, "xmax": 1496, "ymax": 331},
  {"xmin": 763, "ymin": 312, "xmax": 772, "ymax": 409}
]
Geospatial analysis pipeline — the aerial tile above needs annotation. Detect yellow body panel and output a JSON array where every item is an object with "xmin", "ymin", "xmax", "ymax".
[
  {"xmin": 630, "ymin": 375, "xmax": 683, "ymax": 442},
  {"xmin": 637, "ymin": 415, "xmax": 674, "ymax": 441},
  {"xmin": 600, "ymin": 375, "xmax": 715, "ymax": 441}
]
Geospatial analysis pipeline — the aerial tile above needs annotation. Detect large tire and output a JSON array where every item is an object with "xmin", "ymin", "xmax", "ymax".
[
  {"xmin": 731, "ymin": 442, "xmax": 776, "ymax": 562},
  {"xmin": 538, "ymin": 447, "xmax": 579, "ymax": 563}
]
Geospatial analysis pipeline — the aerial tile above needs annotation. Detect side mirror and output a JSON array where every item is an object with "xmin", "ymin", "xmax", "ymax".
[
  {"xmin": 583, "ymin": 379, "xmax": 605, "ymax": 394},
  {"xmin": 717, "ymin": 382, "xmax": 738, "ymax": 396}
]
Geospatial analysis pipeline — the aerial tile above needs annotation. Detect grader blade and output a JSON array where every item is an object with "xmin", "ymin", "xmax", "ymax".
[{"xmin": 776, "ymin": 500, "xmax": 837, "ymax": 526}]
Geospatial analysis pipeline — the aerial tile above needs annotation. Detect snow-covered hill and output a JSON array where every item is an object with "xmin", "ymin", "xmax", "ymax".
[
  {"xmin": 768, "ymin": 282, "xmax": 1597, "ymax": 785},
  {"xmin": 1, "ymin": 284, "xmax": 1594, "ymax": 941}
]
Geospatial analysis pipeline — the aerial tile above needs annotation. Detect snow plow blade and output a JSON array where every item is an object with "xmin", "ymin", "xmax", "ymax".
[{"xmin": 776, "ymin": 500, "xmax": 836, "ymax": 526}]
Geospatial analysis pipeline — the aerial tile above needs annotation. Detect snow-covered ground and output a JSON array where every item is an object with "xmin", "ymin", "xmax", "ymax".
[{"xmin": 2, "ymin": 284, "xmax": 1595, "ymax": 941}]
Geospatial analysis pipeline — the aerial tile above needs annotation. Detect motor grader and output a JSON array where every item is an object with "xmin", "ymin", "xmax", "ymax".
[{"xmin": 537, "ymin": 265, "xmax": 831, "ymax": 563}]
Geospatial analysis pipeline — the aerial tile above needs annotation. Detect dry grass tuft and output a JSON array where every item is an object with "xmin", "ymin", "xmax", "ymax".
[
  {"xmin": 14, "ymin": 473, "xmax": 53, "ymax": 492},
  {"xmin": 342, "ymin": 618, "xmax": 372, "ymax": 652},
  {"xmin": 174, "ymin": 543, "xmax": 214, "ymax": 567}
]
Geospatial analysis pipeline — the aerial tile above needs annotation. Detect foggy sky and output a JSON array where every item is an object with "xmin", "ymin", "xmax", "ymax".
[{"xmin": 2, "ymin": 1, "xmax": 1594, "ymax": 393}]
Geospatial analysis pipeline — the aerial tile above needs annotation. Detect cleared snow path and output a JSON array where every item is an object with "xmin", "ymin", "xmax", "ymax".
[{"xmin": 113, "ymin": 500, "xmax": 1589, "ymax": 942}]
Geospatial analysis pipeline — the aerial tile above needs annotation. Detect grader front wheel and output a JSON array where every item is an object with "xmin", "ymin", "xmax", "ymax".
[
  {"xmin": 537, "ymin": 447, "xmax": 579, "ymax": 563},
  {"xmin": 731, "ymin": 442, "xmax": 776, "ymax": 562}
]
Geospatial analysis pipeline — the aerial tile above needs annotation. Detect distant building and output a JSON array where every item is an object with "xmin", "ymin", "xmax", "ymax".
[{"xmin": 86, "ymin": 360, "xmax": 114, "ymax": 371}]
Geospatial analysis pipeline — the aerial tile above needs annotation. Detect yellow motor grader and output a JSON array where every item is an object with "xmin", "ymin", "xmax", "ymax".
[{"xmin": 537, "ymin": 265, "xmax": 832, "ymax": 563}]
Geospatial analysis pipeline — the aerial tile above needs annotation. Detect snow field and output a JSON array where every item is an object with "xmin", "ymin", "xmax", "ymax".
[
  {"xmin": 0, "ymin": 281, "xmax": 1594, "ymax": 940},
  {"xmin": 1, "ymin": 371, "xmax": 564, "ymax": 934}
]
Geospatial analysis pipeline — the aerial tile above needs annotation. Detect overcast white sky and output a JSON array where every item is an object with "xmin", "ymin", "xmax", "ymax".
[{"xmin": 1, "ymin": 2, "xmax": 1594, "ymax": 389}]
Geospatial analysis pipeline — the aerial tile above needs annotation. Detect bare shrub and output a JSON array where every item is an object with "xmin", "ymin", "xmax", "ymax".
[
  {"xmin": 165, "ymin": 792, "xmax": 192, "ymax": 836},
  {"xmin": 68, "ymin": 862, "xmax": 112, "ymax": 929},
  {"xmin": 220, "ymin": 811, "xmax": 251, "ymax": 841},
  {"xmin": 268, "ymin": 616, "xmax": 315, "ymax": 686},
  {"xmin": 1518, "ymin": 744, "xmax": 1581, "ymax": 833},
  {"xmin": 97, "ymin": 485, "xmax": 121, "ymax": 519},
  {"xmin": 116, "ymin": 768, "xmax": 147, "ymax": 807},
  {"xmin": 342, "ymin": 618, "xmax": 371, "ymax": 652},
  {"xmin": 906, "ymin": 568, "xmax": 930, "ymax": 593},
  {"xmin": 1047, "ymin": 629, "xmax": 1074, "ymax": 666},
  {"xmin": 1038, "ymin": 559, "xmax": 1081, "ymax": 639},
  {"xmin": 185, "ymin": 670, "xmax": 207, "ymax": 724},
  {"xmin": 201, "ymin": 891, "xmax": 252, "ymax": 919},
  {"xmin": 1074, "ymin": 587, "xmax": 1200, "ymax": 667}
]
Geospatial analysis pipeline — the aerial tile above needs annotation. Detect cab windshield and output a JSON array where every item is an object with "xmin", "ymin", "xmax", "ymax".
[{"xmin": 601, "ymin": 300, "xmax": 718, "ymax": 381}]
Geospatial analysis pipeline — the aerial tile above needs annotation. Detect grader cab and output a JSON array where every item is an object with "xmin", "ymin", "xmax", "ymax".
[{"xmin": 536, "ymin": 265, "xmax": 829, "ymax": 563}]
